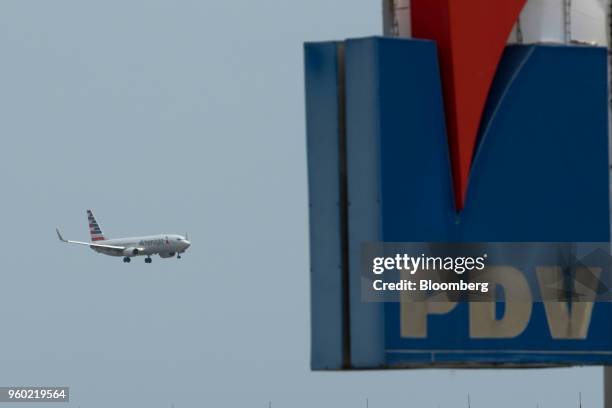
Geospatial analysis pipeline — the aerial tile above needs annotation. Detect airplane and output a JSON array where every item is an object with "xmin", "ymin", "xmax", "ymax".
[{"xmin": 56, "ymin": 210, "xmax": 191, "ymax": 263}]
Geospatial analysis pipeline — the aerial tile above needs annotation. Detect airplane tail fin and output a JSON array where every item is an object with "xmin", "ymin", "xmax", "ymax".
[{"xmin": 87, "ymin": 209, "xmax": 106, "ymax": 241}]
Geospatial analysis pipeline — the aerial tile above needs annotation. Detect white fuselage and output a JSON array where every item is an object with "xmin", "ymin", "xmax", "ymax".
[{"xmin": 93, "ymin": 234, "xmax": 190, "ymax": 258}]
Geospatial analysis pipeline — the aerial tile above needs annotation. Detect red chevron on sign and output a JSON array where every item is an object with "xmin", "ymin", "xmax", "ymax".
[{"xmin": 411, "ymin": 0, "xmax": 528, "ymax": 210}]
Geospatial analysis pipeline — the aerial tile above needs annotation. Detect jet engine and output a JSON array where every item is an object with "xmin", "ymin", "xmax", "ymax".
[
  {"xmin": 123, "ymin": 247, "xmax": 140, "ymax": 256},
  {"xmin": 159, "ymin": 252, "xmax": 176, "ymax": 259}
]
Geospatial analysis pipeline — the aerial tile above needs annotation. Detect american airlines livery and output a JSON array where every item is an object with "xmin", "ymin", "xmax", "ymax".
[{"xmin": 56, "ymin": 210, "xmax": 191, "ymax": 263}]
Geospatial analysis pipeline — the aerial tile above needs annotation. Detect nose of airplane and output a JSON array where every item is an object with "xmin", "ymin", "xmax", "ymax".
[{"xmin": 183, "ymin": 240, "xmax": 191, "ymax": 249}]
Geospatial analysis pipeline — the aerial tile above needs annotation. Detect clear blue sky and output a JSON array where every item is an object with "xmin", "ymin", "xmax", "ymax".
[{"xmin": 0, "ymin": 1, "xmax": 601, "ymax": 407}]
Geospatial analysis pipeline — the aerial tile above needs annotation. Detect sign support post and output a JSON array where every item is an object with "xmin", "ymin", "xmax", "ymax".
[{"xmin": 605, "ymin": 368, "xmax": 612, "ymax": 407}]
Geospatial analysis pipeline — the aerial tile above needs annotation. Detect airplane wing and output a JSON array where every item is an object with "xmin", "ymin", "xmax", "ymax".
[{"xmin": 56, "ymin": 228, "xmax": 126, "ymax": 251}]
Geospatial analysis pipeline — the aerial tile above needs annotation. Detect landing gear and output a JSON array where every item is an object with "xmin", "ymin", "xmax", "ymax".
[
  {"xmin": 177, "ymin": 253, "xmax": 182, "ymax": 259},
  {"xmin": 123, "ymin": 257, "xmax": 131, "ymax": 263},
  {"xmin": 145, "ymin": 257, "xmax": 152, "ymax": 264}
]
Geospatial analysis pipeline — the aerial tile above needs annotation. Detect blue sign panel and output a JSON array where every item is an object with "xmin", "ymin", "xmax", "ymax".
[{"xmin": 305, "ymin": 37, "xmax": 612, "ymax": 369}]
